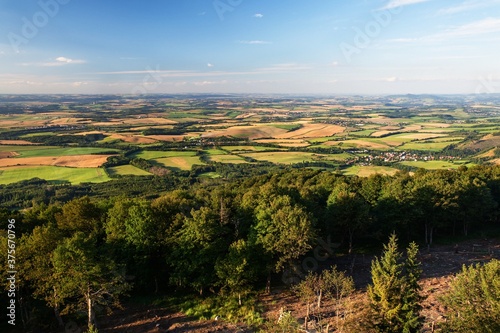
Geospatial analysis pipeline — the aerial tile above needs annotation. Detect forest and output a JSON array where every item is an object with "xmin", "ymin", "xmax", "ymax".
[{"xmin": 2, "ymin": 165, "xmax": 500, "ymax": 332}]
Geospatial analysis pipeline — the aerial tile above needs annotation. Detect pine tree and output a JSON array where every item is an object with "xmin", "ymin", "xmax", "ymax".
[
  {"xmin": 367, "ymin": 233, "xmax": 405, "ymax": 333},
  {"xmin": 401, "ymin": 242, "xmax": 424, "ymax": 333}
]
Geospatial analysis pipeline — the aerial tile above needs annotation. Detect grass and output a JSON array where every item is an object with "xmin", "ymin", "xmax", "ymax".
[
  {"xmin": 107, "ymin": 165, "xmax": 151, "ymax": 176},
  {"xmin": 306, "ymin": 136, "xmax": 337, "ymax": 143},
  {"xmin": 397, "ymin": 140, "xmax": 462, "ymax": 152},
  {"xmin": 0, "ymin": 146, "xmax": 119, "ymax": 158},
  {"xmin": 222, "ymin": 146, "xmax": 282, "ymax": 152},
  {"xmin": 198, "ymin": 172, "xmax": 222, "ymax": 179},
  {"xmin": 157, "ymin": 293, "xmax": 264, "ymax": 327},
  {"xmin": 241, "ymin": 152, "xmax": 321, "ymax": 164},
  {"xmin": 0, "ymin": 166, "xmax": 110, "ymax": 185},
  {"xmin": 153, "ymin": 156, "xmax": 204, "ymax": 170},
  {"xmin": 400, "ymin": 160, "xmax": 475, "ymax": 170},
  {"xmin": 202, "ymin": 149, "xmax": 228, "ymax": 155},
  {"xmin": 342, "ymin": 165, "xmax": 399, "ymax": 177},
  {"xmin": 132, "ymin": 150, "xmax": 197, "ymax": 160},
  {"xmin": 271, "ymin": 123, "xmax": 302, "ymax": 131},
  {"xmin": 208, "ymin": 154, "xmax": 248, "ymax": 164}
]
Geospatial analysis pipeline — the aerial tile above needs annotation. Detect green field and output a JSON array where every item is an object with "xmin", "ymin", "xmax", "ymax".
[
  {"xmin": 132, "ymin": 150, "xmax": 197, "ymax": 160},
  {"xmin": 342, "ymin": 165, "xmax": 399, "ymax": 177},
  {"xmin": 0, "ymin": 166, "xmax": 110, "ymax": 185},
  {"xmin": 153, "ymin": 156, "xmax": 204, "ymax": 170},
  {"xmin": 107, "ymin": 165, "xmax": 151, "ymax": 176},
  {"xmin": 221, "ymin": 146, "xmax": 283, "ymax": 152},
  {"xmin": 202, "ymin": 149, "xmax": 228, "ymax": 155},
  {"xmin": 208, "ymin": 154, "xmax": 248, "ymax": 164},
  {"xmin": 0, "ymin": 146, "xmax": 119, "ymax": 157},
  {"xmin": 241, "ymin": 152, "xmax": 322, "ymax": 164},
  {"xmin": 400, "ymin": 160, "xmax": 476, "ymax": 170},
  {"xmin": 397, "ymin": 140, "xmax": 462, "ymax": 151}
]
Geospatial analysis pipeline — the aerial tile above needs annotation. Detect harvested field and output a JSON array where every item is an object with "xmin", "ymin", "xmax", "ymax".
[
  {"xmin": 371, "ymin": 130, "xmax": 398, "ymax": 137},
  {"xmin": 115, "ymin": 117, "xmax": 177, "ymax": 125},
  {"xmin": 109, "ymin": 134, "xmax": 158, "ymax": 144},
  {"xmin": 146, "ymin": 135, "xmax": 188, "ymax": 142},
  {"xmin": 0, "ymin": 140, "xmax": 37, "ymax": 145},
  {"xmin": 254, "ymin": 139, "xmax": 309, "ymax": 147},
  {"xmin": 154, "ymin": 156, "xmax": 203, "ymax": 170},
  {"xmin": 0, "ymin": 151, "xmax": 19, "ymax": 158},
  {"xmin": 395, "ymin": 133, "xmax": 447, "ymax": 140},
  {"xmin": 203, "ymin": 125, "xmax": 288, "ymax": 140},
  {"xmin": 0, "ymin": 154, "xmax": 113, "ymax": 168},
  {"xmin": 107, "ymin": 165, "xmax": 151, "ymax": 176},
  {"xmin": 275, "ymin": 123, "xmax": 344, "ymax": 139}
]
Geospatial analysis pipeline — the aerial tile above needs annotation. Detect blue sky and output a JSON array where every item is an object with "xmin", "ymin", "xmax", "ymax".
[{"xmin": 1, "ymin": 0, "xmax": 500, "ymax": 94}]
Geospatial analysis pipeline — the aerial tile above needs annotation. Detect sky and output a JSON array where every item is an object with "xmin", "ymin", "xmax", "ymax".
[{"xmin": 0, "ymin": 0, "xmax": 500, "ymax": 95}]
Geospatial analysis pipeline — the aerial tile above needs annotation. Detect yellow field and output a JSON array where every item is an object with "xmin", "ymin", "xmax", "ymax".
[
  {"xmin": 276, "ymin": 123, "xmax": 344, "ymax": 139},
  {"xmin": 108, "ymin": 134, "xmax": 158, "ymax": 144},
  {"xmin": 203, "ymin": 125, "xmax": 288, "ymax": 140},
  {"xmin": 0, "ymin": 140, "xmax": 37, "ymax": 145}
]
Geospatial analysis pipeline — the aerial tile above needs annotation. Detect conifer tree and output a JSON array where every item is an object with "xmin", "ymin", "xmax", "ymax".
[
  {"xmin": 401, "ymin": 242, "xmax": 424, "ymax": 333},
  {"xmin": 367, "ymin": 235, "xmax": 424, "ymax": 333},
  {"xmin": 367, "ymin": 233, "xmax": 405, "ymax": 333}
]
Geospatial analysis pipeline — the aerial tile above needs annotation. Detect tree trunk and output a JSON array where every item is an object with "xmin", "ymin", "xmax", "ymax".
[
  {"xmin": 266, "ymin": 271, "xmax": 271, "ymax": 294},
  {"xmin": 53, "ymin": 288, "xmax": 64, "ymax": 327},
  {"xmin": 54, "ymin": 306, "xmax": 64, "ymax": 328},
  {"xmin": 348, "ymin": 229, "xmax": 354, "ymax": 254},
  {"xmin": 429, "ymin": 226, "xmax": 434, "ymax": 245},
  {"xmin": 317, "ymin": 289, "xmax": 322, "ymax": 309},
  {"xmin": 238, "ymin": 293, "xmax": 242, "ymax": 306},
  {"xmin": 424, "ymin": 223, "xmax": 428, "ymax": 245},
  {"xmin": 86, "ymin": 290, "xmax": 95, "ymax": 329},
  {"xmin": 305, "ymin": 303, "xmax": 310, "ymax": 329}
]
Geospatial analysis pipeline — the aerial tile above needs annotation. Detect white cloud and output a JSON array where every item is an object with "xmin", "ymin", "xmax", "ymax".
[
  {"xmin": 257, "ymin": 63, "xmax": 312, "ymax": 72},
  {"xmin": 385, "ymin": 17, "xmax": 500, "ymax": 45},
  {"xmin": 435, "ymin": 17, "xmax": 500, "ymax": 39},
  {"xmin": 30, "ymin": 57, "xmax": 87, "ymax": 67},
  {"xmin": 55, "ymin": 56, "xmax": 86, "ymax": 64},
  {"xmin": 331, "ymin": 61, "xmax": 339, "ymax": 67},
  {"xmin": 194, "ymin": 80, "xmax": 228, "ymax": 86},
  {"xmin": 72, "ymin": 81, "xmax": 89, "ymax": 87},
  {"xmin": 382, "ymin": 0, "xmax": 432, "ymax": 10},
  {"xmin": 254, "ymin": 13, "xmax": 264, "ymax": 18},
  {"xmin": 238, "ymin": 40, "xmax": 272, "ymax": 44},
  {"xmin": 438, "ymin": 0, "xmax": 500, "ymax": 15},
  {"xmin": 207, "ymin": 63, "xmax": 214, "ymax": 67}
]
